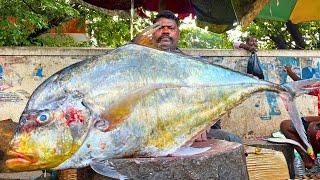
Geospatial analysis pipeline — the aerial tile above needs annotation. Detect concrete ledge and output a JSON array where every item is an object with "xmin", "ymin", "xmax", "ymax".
[{"xmin": 0, "ymin": 47, "xmax": 319, "ymax": 57}]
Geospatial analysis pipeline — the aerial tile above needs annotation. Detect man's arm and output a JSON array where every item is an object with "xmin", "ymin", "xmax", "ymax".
[
  {"xmin": 131, "ymin": 23, "xmax": 161, "ymax": 48},
  {"xmin": 284, "ymin": 66, "xmax": 320, "ymax": 96},
  {"xmin": 285, "ymin": 66, "xmax": 301, "ymax": 81},
  {"xmin": 233, "ymin": 41, "xmax": 256, "ymax": 52}
]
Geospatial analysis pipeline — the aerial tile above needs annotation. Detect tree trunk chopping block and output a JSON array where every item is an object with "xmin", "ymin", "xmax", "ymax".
[{"xmin": 82, "ymin": 139, "xmax": 248, "ymax": 180}]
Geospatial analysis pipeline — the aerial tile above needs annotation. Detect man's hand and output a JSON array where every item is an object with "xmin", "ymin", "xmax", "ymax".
[
  {"xmin": 239, "ymin": 43, "xmax": 257, "ymax": 52},
  {"xmin": 284, "ymin": 65, "xmax": 301, "ymax": 81},
  {"xmin": 131, "ymin": 22, "xmax": 161, "ymax": 46},
  {"xmin": 247, "ymin": 46, "xmax": 257, "ymax": 52},
  {"xmin": 284, "ymin": 65, "xmax": 296, "ymax": 75}
]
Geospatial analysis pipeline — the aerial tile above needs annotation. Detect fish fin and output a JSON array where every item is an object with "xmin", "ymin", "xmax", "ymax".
[
  {"xmin": 279, "ymin": 79, "xmax": 320, "ymax": 158},
  {"xmin": 266, "ymin": 137, "xmax": 307, "ymax": 153},
  {"xmin": 282, "ymin": 78, "xmax": 320, "ymax": 95},
  {"xmin": 169, "ymin": 146, "xmax": 211, "ymax": 156},
  {"xmin": 280, "ymin": 94, "xmax": 314, "ymax": 157},
  {"xmin": 99, "ymin": 83, "xmax": 180, "ymax": 132},
  {"xmin": 90, "ymin": 159, "xmax": 128, "ymax": 180}
]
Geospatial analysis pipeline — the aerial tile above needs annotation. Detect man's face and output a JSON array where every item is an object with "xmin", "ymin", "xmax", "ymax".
[
  {"xmin": 152, "ymin": 18, "xmax": 180, "ymax": 51},
  {"xmin": 246, "ymin": 37, "xmax": 258, "ymax": 47}
]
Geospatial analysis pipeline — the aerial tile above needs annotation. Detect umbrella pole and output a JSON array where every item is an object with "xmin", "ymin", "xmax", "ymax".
[
  {"xmin": 230, "ymin": 0, "xmax": 239, "ymax": 25},
  {"xmin": 130, "ymin": 0, "xmax": 134, "ymax": 39},
  {"xmin": 159, "ymin": 0, "xmax": 165, "ymax": 11}
]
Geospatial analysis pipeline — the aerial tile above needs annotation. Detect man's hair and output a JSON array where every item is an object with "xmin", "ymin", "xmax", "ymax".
[
  {"xmin": 153, "ymin": 10, "xmax": 179, "ymax": 26},
  {"xmin": 246, "ymin": 36, "xmax": 257, "ymax": 43}
]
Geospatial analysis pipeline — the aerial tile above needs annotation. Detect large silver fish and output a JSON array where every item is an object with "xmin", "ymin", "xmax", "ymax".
[{"xmin": 5, "ymin": 44, "xmax": 318, "ymax": 177}]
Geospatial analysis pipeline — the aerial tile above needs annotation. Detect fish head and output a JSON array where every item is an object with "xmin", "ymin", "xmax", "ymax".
[{"xmin": 6, "ymin": 99, "xmax": 92, "ymax": 171}]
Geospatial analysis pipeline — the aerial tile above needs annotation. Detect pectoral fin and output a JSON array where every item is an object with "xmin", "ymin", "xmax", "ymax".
[
  {"xmin": 90, "ymin": 159, "xmax": 128, "ymax": 180},
  {"xmin": 169, "ymin": 146, "xmax": 211, "ymax": 156},
  {"xmin": 98, "ymin": 83, "xmax": 182, "ymax": 132},
  {"xmin": 266, "ymin": 137, "xmax": 307, "ymax": 153}
]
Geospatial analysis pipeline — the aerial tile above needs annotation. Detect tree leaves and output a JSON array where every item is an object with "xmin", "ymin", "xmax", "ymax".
[
  {"xmin": 243, "ymin": 20, "xmax": 320, "ymax": 50},
  {"xmin": 0, "ymin": 0, "xmax": 78, "ymax": 46},
  {"xmin": 179, "ymin": 27, "xmax": 232, "ymax": 49},
  {"xmin": 1, "ymin": 0, "xmax": 319, "ymax": 49}
]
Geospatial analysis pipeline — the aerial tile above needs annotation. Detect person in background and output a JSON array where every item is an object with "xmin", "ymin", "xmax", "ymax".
[
  {"xmin": 33, "ymin": 63, "xmax": 44, "ymax": 78},
  {"xmin": 0, "ymin": 64, "xmax": 3, "ymax": 80},
  {"xmin": 280, "ymin": 65, "xmax": 320, "ymax": 169},
  {"xmin": 134, "ymin": 10, "xmax": 242, "ymax": 144},
  {"xmin": 234, "ymin": 36, "xmax": 258, "ymax": 53}
]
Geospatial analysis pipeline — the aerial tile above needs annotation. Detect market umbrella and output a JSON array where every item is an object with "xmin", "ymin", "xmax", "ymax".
[
  {"xmin": 255, "ymin": 0, "xmax": 320, "ymax": 24},
  {"xmin": 81, "ymin": 0, "xmax": 268, "ymax": 33}
]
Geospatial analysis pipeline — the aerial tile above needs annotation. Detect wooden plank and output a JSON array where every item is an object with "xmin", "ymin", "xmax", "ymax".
[{"xmin": 245, "ymin": 146, "xmax": 290, "ymax": 179}]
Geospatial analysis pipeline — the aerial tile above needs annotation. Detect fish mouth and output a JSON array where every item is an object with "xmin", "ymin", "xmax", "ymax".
[{"xmin": 5, "ymin": 150, "xmax": 39, "ymax": 170}]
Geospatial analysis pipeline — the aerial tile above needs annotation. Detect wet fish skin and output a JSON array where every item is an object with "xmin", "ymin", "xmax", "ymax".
[{"xmin": 7, "ymin": 44, "xmax": 288, "ymax": 171}]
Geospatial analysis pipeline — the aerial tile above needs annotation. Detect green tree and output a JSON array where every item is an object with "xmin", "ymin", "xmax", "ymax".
[
  {"xmin": 242, "ymin": 20, "xmax": 320, "ymax": 50},
  {"xmin": 84, "ymin": 9, "xmax": 154, "ymax": 47},
  {"xmin": 0, "ymin": 0, "xmax": 233, "ymax": 49},
  {"xmin": 0, "ymin": 0, "xmax": 134, "ymax": 47},
  {"xmin": 0, "ymin": 0, "xmax": 80, "ymax": 46},
  {"xmin": 2, "ymin": 0, "xmax": 318, "ymax": 49},
  {"xmin": 179, "ymin": 27, "xmax": 232, "ymax": 49}
]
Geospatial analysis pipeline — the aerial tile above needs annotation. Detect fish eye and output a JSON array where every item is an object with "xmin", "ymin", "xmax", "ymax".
[{"xmin": 36, "ymin": 112, "xmax": 50, "ymax": 123}]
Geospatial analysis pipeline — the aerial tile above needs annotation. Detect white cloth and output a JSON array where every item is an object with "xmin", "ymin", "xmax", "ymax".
[{"xmin": 233, "ymin": 41, "xmax": 241, "ymax": 49}]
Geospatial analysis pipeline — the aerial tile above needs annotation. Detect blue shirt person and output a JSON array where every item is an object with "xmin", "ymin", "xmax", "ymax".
[
  {"xmin": 34, "ymin": 64, "xmax": 44, "ymax": 78},
  {"xmin": 0, "ymin": 64, "xmax": 3, "ymax": 80}
]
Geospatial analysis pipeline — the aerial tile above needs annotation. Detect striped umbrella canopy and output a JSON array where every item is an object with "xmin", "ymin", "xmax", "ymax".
[{"xmin": 256, "ymin": 0, "xmax": 320, "ymax": 24}]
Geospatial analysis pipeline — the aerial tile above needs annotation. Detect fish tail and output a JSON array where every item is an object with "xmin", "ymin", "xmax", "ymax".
[
  {"xmin": 281, "ymin": 78, "xmax": 320, "ymax": 96},
  {"xmin": 282, "ymin": 94, "xmax": 314, "ymax": 158},
  {"xmin": 279, "ymin": 78, "xmax": 320, "ymax": 159}
]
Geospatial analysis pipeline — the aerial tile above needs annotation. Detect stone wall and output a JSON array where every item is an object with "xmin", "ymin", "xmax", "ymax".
[{"xmin": 0, "ymin": 47, "xmax": 319, "ymax": 137}]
